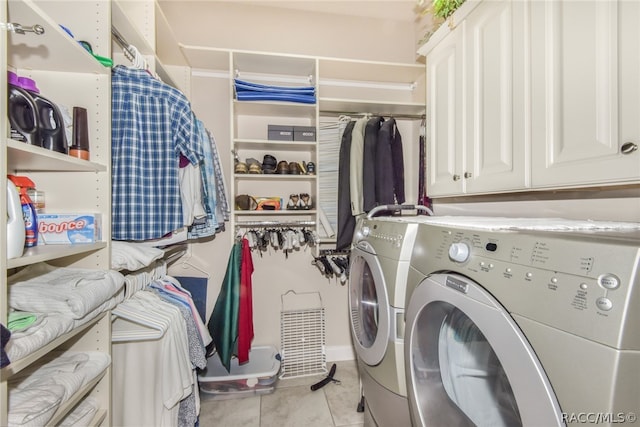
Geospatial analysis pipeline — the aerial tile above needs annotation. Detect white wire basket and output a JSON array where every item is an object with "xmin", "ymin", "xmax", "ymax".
[{"xmin": 279, "ymin": 290, "xmax": 327, "ymax": 379}]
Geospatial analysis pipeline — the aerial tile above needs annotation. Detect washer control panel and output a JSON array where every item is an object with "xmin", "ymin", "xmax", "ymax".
[
  {"xmin": 411, "ymin": 224, "xmax": 640, "ymax": 349},
  {"xmin": 354, "ymin": 218, "xmax": 419, "ymax": 260}
]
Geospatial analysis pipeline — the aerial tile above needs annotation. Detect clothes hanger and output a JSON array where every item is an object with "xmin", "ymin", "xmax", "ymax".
[{"xmin": 178, "ymin": 246, "xmax": 211, "ymax": 278}]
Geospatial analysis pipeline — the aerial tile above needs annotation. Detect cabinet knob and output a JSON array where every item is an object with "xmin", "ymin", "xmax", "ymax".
[
  {"xmin": 453, "ymin": 174, "xmax": 461, "ymax": 181},
  {"xmin": 621, "ymin": 142, "xmax": 638, "ymax": 155},
  {"xmin": 464, "ymin": 172, "xmax": 472, "ymax": 178}
]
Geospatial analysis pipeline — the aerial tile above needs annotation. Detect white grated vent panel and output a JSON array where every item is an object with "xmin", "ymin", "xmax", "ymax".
[{"xmin": 280, "ymin": 307, "xmax": 327, "ymax": 379}]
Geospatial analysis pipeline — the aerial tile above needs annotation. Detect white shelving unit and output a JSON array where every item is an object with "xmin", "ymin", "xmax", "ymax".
[
  {"xmin": 180, "ymin": 44, "xmax": 427, "ymax": 250},
  {"xmin": 1, "ymin": 0, "xmax": 112, "ymax": 425}
]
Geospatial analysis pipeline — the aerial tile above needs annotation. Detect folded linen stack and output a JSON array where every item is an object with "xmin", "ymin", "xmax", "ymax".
[{"xmin": 234, "ymin": 79, "xmax": 316, "ymax": 104}]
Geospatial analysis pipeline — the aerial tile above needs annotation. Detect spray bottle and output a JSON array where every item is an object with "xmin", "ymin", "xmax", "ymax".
[
  {"xmin": 7, "ymin": 175, "xmax": 39, "ymax": 248},
  {"xmin": 7, "ymin": 180, "xmax": 26, "ymax": 258}
]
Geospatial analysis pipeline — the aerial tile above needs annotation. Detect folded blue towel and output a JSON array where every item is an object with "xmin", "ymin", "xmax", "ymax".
[
  {"xmin": 234, "ymin": 79, "xmax": 315, "ymax": 94},
  {"xmin": 236, "ymin": 92, "xmax": 316, "ymax": 104}
]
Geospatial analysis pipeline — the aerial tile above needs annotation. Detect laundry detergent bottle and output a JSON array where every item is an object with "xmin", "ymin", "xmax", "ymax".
[
  {"xmin": 7, "ymin": 175, "xmax": 39, "ymax": 248},
  {"xmin": 18, "ymin": 76, "xmax": 69, "ymax": 154},
  {"xmin": 7, "ymin": 71, "xmax": 41, "ymax": 146},
  {"xmin": 7, "ymin": 180, "xmax": 26, "ymax": 259}
]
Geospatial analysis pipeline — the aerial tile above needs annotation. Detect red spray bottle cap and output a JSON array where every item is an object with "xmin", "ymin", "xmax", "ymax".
[{"xmin": 7, "ymin": 175, "xmax": 36, "ymax": 202}]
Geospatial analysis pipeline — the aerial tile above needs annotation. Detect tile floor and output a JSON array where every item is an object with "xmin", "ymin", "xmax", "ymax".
[{"xmin": 199, "ymin": 360, "xmax": 364, "ymax": 427}]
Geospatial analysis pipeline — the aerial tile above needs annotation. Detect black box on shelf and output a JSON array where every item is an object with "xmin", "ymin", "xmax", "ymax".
[
  {"xmin": 294, "ymin": 126, "xmax": 316, "ymax": 142},
  {"xmin": 268, "ymin": 125, "xmax": 294, "ymax": 141}
]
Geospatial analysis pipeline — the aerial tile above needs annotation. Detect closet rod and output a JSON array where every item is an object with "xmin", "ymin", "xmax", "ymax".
[
  {"xmin": 320, "ymin": 110, "xmax": 426, "ymax": 120},
  {"xmin": 235, "ymin": 220, "xmax": 316, "ymax": 228},
  {"xmin": 111, "ymin": 26, "xmax": 137, "ymax": 63}
]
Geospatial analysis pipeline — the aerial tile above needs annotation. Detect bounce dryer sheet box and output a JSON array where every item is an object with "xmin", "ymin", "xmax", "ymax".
[{"xmin": 37, "ymin": 213, "xmax": 102, "ymax": 245}]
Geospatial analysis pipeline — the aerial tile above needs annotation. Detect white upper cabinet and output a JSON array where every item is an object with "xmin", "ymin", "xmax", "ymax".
[
  {"xmin": 530, "ymin": 0, "xmax": 640, "ymax": 188},
  {"xmin": 424, "ymin": 0, "xmax": 527, "ymax": 197},
  {"xmin": 425, "ymin": 23, "xmax": 464, "ymax": 196},
  {"xmin": 463, "ymin": 0, "xmax": 527, "ymax": 194}
]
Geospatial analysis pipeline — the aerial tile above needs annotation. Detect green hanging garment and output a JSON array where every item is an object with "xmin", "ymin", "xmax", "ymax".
[{"xmin": 207, "ymin": 240, "xmax": 242, "ymax": 372}]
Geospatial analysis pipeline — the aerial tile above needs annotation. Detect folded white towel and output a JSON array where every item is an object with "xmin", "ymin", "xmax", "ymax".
[
  {"xmin": 8, "ymin": 384, "xmax": 65, "ymax": 427},
  {"xmin": 111, "ymin": 241, "xmax": 164, "ymax": 271},
  {"xmin": 8, "ymin": 263, "xmax": 125, "ymax": 319},
  {"xmin": 58, "ymin": 397, "xmax": 98, "ymax": 427}
]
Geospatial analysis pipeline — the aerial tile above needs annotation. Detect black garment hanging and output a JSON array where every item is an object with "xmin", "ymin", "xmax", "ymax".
[
  {"xmin": 336, "ymin": 120, "xmax": 357, "ymax": 251},
  {"xmin": 375, "ymin": 118, "xmax": 405, "ymax": 206},
  {"xmin": 363, "ymin": 116, "xmax": 384, "ymax": 212}
]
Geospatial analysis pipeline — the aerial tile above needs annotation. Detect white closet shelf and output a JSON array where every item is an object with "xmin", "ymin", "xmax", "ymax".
[
  {"xmin": 234, "ymin": 210, "xmax": 317, "ymax": 216},
  {"xmin": 179, "ymin": 44, "xmax": 231, "ymax": 71},
  {"xmin": 0, "ymin": 312, "xmax": 108, "ymax": 379},
  {"xmin": 234, "ymin": 174, "xmax": 316, "ymax": 181},
  {"xmin": 7, "ymin": 0, "xmax": 107, "ymax": 74},
  {"xmin": 233, "ymin": 100, "xmax": 317, "ymax": 118},
  {"xmin": 7, "ymin": 243, "xmax": 107, "ymax": 270},
  {"xmin": 319, "ymin": 98, "xmax": 425, "ymax": 117},
  {"xmin": 7, "ymin": 140, "xmax": 107, "ymax": 173},
  {"xmin": 234, "ymin": 139, "xmax": 317, "ymax": 151},
  {"xmin": 318, "ymin": 56, "xmax": 425, "ymax": 85},
  {"xmin": 111, "ymin": 0, "xmax": 154, "ymax": 56},
  {"xmin": 46, "ymin": 366, "xmax": 109, "ymax": 426}
]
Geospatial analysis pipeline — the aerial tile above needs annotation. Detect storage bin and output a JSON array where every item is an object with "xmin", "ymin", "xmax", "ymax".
[
  {"xmin": 293, "ymin": 126, "xmax": 316, "ymax": 141},
  {"xmin": 198, "ymin": 345, "xmax": 281, "ymax": 400},
  {"xmin": 268, "ymin": 125, "xmax": 294, "ymax": 141}
]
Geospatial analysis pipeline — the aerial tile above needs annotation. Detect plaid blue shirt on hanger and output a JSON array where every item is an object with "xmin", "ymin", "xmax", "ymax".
[{"xmin": 111, "ymin": 65, "xmax": 204, "ymax": 241}]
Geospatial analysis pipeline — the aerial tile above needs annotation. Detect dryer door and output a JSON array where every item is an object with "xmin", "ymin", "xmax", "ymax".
[
  {"xmin": 349, "ymin": 241, "xmax": 390, "ymax": 366},
  {"xmin": 405, "ymin": 273, "xmax": 564, "ymax": 427}
]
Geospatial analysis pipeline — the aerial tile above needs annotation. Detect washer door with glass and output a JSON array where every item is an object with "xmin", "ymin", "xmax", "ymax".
[
  {"xmin": 348, "ymin": 241, "xmax": 390, "ymax": 366},
  {"xmin": 405, "ymin": 273, "xmax": 564, "ymax": 427}
]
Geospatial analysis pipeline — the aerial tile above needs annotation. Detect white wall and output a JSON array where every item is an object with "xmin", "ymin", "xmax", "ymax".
[{"xmin": 159, "ymin": 0, "xmax": 427, "ymax": 64}]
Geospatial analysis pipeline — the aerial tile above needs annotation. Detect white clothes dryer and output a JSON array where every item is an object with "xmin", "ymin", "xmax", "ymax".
[
  {"xmin": 404, "ymin": 219, "xmax": 640, "ymax": 427},
  {"xmin": 349, "ymin": 205, "xmax": 433, "ymax": 426}
]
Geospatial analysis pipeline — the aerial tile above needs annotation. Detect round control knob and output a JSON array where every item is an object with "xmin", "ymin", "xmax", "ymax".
[
  {"xmin": 449, "ymin": 242, "xmax": 470, "ymax": 263},
  {"xmin": 361, "ymin": 226, "xmax": 370, "ymax": 237}
]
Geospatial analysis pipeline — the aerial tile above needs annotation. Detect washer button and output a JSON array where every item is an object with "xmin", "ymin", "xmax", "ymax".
[
  {"xmin": 525, "ymin": 272, "xmax": 533, "ymax": 279},
  {"xmin": 596, "ymin": 297, "xmax": 613, "ymax": 311},
  {"xmin": 551, "ymin": 277, "xmax": 558, "ymax": 284},
  {"xmin": 599, "ymin": 274, "xmax": 620, "ymax": 290},
  {"xmin": 580, "ymin": 283, "xmax": 588, "ymax": 290}
]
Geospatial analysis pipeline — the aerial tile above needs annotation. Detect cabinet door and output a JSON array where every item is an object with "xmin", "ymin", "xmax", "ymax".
[
  {"xmin": 531, "ymin": 0, "xmax": 640, "ymax": 188},
  {"xmin": 427, "ymin": 25, "xmax": 464, "ymax": 197},
  {"xmin": 464, "ymin": 0, "xmax": 528, "ymax": 193}
]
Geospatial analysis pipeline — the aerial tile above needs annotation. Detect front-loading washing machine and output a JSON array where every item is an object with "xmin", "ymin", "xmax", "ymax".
[
  {"xmin": 349, "ymin": 206, "xmax": 434, "ymax": 427},
  {"xmin": 404, "ymin": 218, "xmax": 640, "ymax": 426}
]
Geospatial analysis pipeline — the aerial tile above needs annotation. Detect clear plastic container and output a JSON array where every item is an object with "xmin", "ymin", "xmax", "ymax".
[{"xmin": 27, "ymin": 189, "xmax": 45, "ymax": 212}]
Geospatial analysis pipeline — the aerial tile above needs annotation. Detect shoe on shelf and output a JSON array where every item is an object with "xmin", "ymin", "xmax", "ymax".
[
  {"xmin": 262, "ymin": 154, "xmax": 278, "ymax": 174},
  {"xmin": 276, "ymin": 160, "xmax": 289, "ymax": 174},
  {"xmin": 299, "ymin": 193, "xmax": 313, "ymax": 210},
  {"xmin": 287, "ymin": 194, "xmax": 300, "ymax": 210},
  {"xmin": 306, "ymin": 162, "xmax": 316, "ymax": 175},
  {"xmin": 235, "ymin": 161, "xmax": 248, "ymax": 174},
  {"xmin": 248, "ymin": 163, "xmax": 262, "ymax": 174},
  {"xmin": 289, "ymin": 161, "xmax": 302, "ymax": 175}
]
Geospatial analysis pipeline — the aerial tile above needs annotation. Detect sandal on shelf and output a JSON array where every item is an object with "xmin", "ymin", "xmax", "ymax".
[
  {"xmin": 299, "ymin": 193, "xmax": 312, "ymax": 210},
  {"xmin": 287, "ymin": 194, "xmax": 300, "ymax": 210},
  {"xmin": 235, "ymin": 194, "xmax": 258, "ymax": 210},
  {"xmin": 235, "ymin": 161, "xmax": 248, "ymax": 174},
  {"xmin": 248, "ymin": 163, "xmax": 262, "ymax": 174}
]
